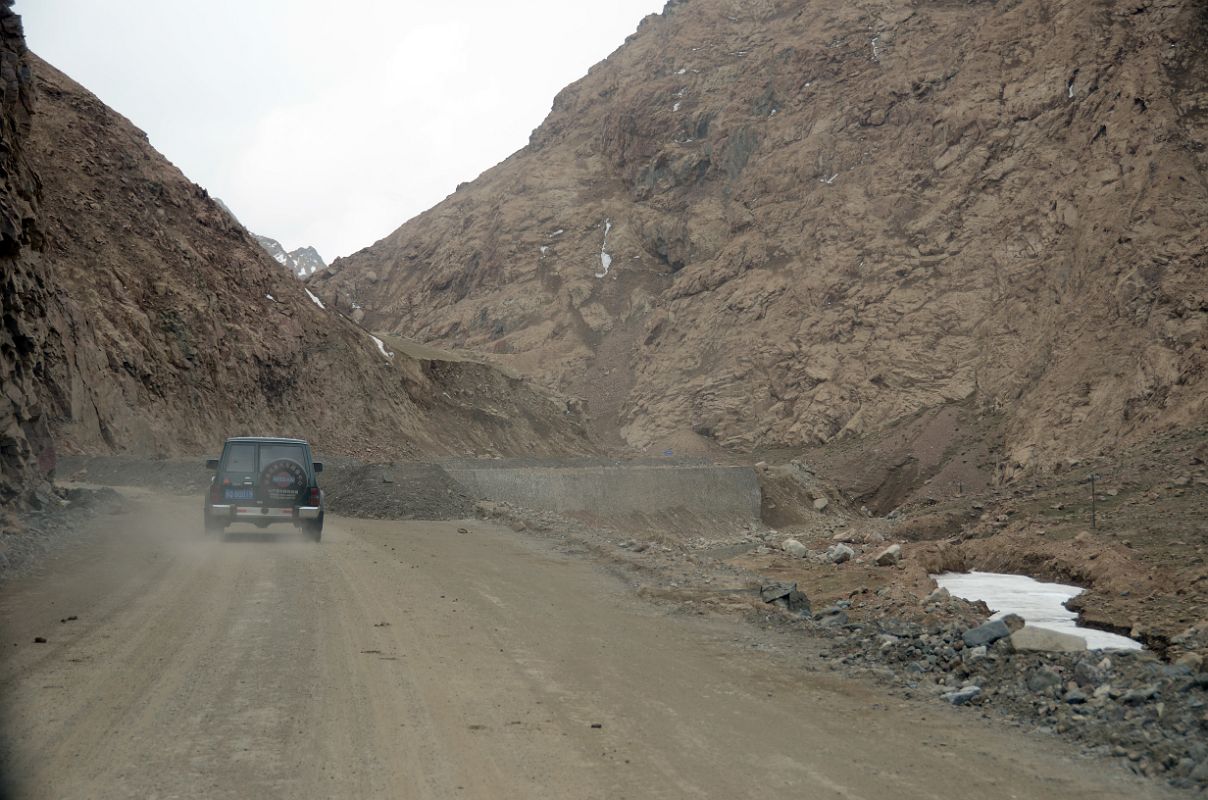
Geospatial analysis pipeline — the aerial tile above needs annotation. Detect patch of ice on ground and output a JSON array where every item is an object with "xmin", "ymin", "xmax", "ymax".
[
  {"xmin": 595, "ymin": 219, "xmax": 614, "ymax": 279},
  {"xmin": 369, "ymin": 334, "xmax": 394, "ymax": 359},
  {"xmin": 933, "ymin": 571, "xmax": 1142, "ymax": 650},
  {"xmin": 304, "ymin": 288, "xmax": 325, "ymax": 309}
]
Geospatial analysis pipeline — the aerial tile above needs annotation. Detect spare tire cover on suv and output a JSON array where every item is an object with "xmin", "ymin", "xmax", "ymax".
[{"xmin": 260, "ymin": 459, "xmax": 308, "ymax": 504}]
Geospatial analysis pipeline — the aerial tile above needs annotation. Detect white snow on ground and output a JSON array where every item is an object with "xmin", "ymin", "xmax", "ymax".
[
  {"xmin": 933, "ymin": 571, "xmax": 1143, "ymax": 650},
  {"xmin": 369, "ymin": 334, "xmax": 394, "ymax": 360},
  {"xmin": 265, "ymin": 294, "xmax": 275, "ymax": 301},
  {"xmin": 677, "ymin": 67, "xmax": 687, "ymax": 75},
  {"xmin": 540, "ymin": 245, "xmax": 549, "ymax": 256},
  {"xmin": 820, "ymin": 173, "xmax": 838, "ymax": 185},
  {"xmin": 273, "ymin": 252, "xmax": 287, "ymax": 265},
  {"xmin": 673, "ymin": 101, "xmax": 682, "ymax": 112},
  {"xmin": 551, "ymin": 229, "xmax": 564, "ymax": 237},
  {"xmin": 304, "ymin": 288, "xmax": 325, "ymax": 309},
  {"xmin": 595, "ymin": 219, "xmax": 614, "ymax": 279}
]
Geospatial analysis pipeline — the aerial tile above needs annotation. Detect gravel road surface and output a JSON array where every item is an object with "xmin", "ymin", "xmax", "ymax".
[{"xmin": 0, "ymin": 491, "xmax": 1179, "ymax": 799}]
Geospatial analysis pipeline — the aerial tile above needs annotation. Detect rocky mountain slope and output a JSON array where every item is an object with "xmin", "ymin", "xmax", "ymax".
[
  {"xmin": 313, "ymin": 0, "xmax": 1208, "ymax": 482},
  {"xmin": 0, "ymin": 1, "xmax": 54, "ymax": 505},
  {"xmin": 1, "ymin": 23, "xmax": 591, "ymax": 506}
]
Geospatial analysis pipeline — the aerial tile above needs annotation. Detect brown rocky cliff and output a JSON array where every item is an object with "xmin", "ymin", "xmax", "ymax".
[
  {"xmin": 314, "ymin": 0, "xmax": 1208, "ymax": 475},
  {"xmin": 0, "ymin": 1, "xmax": 55, "ymax": 504}
]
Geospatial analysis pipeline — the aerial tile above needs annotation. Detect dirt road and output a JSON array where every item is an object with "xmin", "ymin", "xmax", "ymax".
[{"xmin": 0, "ymin": 492, "xmax": 1180, "ymax": 799}]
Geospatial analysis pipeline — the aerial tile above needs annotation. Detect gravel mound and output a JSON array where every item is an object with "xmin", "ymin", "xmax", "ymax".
[
  {"xmin": 60, "ymin": 456, "xmax": 211, "ymax": 494},
  {"xmin": 320, "ymin": 462, "xmax": 474, "ymax": 521}
]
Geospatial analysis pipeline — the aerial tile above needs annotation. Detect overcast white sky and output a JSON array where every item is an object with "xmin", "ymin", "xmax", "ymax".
[{"xmin": 19, "ymin": 1, "xmax": 665, "ymax": 261}]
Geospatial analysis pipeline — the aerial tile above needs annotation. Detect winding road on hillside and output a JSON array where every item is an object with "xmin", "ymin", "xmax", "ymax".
[{"xmin": 0, "ymin": 492, "xmax": 1180, "ymax": 799}]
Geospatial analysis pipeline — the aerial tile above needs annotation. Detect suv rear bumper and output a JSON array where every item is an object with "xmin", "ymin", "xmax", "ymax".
[{"xmin": 209, "ymin": 505, "xmax": 322, "ymax": 521}]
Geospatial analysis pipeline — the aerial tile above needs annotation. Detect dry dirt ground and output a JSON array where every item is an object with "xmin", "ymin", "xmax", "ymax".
[{"xmin": 0, "ymin": 489, "xmax": 1185, "ymax": 799}]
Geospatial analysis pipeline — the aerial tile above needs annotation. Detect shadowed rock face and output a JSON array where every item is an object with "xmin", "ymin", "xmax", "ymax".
[
  {"xmin": 0, "ymin": 2, "xmax": 54, "ymax": 505},
  {"xmin": 313, "ymin": 0, "xmax": 1208, "ymax": 471}
]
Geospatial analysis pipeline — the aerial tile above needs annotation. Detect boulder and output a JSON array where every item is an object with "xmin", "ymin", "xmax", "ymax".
[
  {"xmin": 1120, "ymin": 685, "xmax": 1159, "ymax": 704},
  {"xmin": 815, "ymin": 606, "xmax": 848, "ymax": 627},
  {"xmin": 827, "ymin": 544, "xmax": 854, "ymax": 564},
  {"xmin": 1000, "ymin": 613, "xmax": 1025, "ymax": 633},
  {"xmin": 813, "ymin": 497, "xmax": 829, "ymax": 512},
  {"xmin": 1009, "ymin": 626, "xmax": 1088, "ymax": 653},
  {"xmin": 1073, "ymin": 660, "xmax": 1104, "ymax": 688},
  {"xmin": 760, "ymin": 582, "xmax": 796, "ymax": 603},
  {"xmin": 781, "ymin": 538, "xmax": 808, "ymax": 558},
  {"xmin": 962, "ymin": 619, "xmax": 1011, "ymax": 648},
  {"xmin": 1063, "ymin": 689, "xmax": 1089, "ymax": 704},
  {"xmin": 873, "ymin": 544, "xmax": 901, "ymax": 566},
  {"xmin": 924, "ymin": 586, "xmax": 950, "ymax": 604},
  {"xmin": 1025, "ymin": 668, "xmax": 1063, "ymax": 693},
  {"xmin": 760, "ymin": 582, "xmax": 810, "ymax": 614},
  {"xmin": 942, "ymin": 686, "xmax": 981, "ymax": 706}
]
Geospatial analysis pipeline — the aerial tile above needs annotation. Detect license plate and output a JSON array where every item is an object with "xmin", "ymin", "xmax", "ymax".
[{"xmin": 225, "ymin": 488, "xmax": 254, "ymax": 501}]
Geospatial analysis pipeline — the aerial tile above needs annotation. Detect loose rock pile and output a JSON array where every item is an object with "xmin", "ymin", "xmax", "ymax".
[
  {"xmin": 0, "ymin": 485, "xmax": 124, "ymax": 579},
  {"xmin": 816, "ymin": 614, "xmax": 1208, "ymax": 789}
]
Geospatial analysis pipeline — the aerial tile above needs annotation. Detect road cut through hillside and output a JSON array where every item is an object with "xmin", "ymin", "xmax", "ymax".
[{"xmin": 0, "ymin": 491, "xmax": 1181, "ymax": 799}]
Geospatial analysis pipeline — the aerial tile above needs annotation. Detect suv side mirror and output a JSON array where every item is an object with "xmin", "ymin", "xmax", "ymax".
[
  {"xmin": 205, "ymin": 458, "xmax": 220, "ymax": 470},
  {"xmin": 312, "ymin": 461, "xmax": 324, "ymax": 473}
]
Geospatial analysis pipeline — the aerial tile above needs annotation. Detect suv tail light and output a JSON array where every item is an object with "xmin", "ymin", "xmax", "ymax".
[
  {"xmin": 308, "ymin": 487, "xmax": 321, "ymax": 506},
  {"xmin": 210, "ymin": 484, "xmax": 222, "ymax": 504}
]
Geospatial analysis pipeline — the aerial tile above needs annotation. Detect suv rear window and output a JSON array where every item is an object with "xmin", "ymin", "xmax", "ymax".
[
  {"xmin": 223, "ymin": 443, "xmax": 257, "ymax": 476},
  {"xmin": 221, "ymin": 443, "xmax": 310, "ymax": 478},
  {"xmin": 259, "ymin": 444, "xmax": 308, "ymax": 469}
]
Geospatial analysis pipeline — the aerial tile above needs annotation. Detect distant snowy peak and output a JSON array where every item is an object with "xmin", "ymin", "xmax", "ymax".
[
  {"xmin": 211, "ymin": 198, "xmax": 326, "ymax": 278},
  {"xmin": 289, "ymin": 246, "xmax": 326, "ymax": 277},
  {"xmin": 252, "ymin": 234, "xmax": 327, "ymax": 278}
]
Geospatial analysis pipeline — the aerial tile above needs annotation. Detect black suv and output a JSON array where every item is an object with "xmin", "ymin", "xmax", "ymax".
[{"xmin": 203, "ymin": 437, "xmax": 325, "ymax": 541}]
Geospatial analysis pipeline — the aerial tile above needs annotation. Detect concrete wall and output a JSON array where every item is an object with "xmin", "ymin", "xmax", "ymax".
[{"xmin": 444, "ymin": 463, "xmax": 761, "ymax": 529}]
